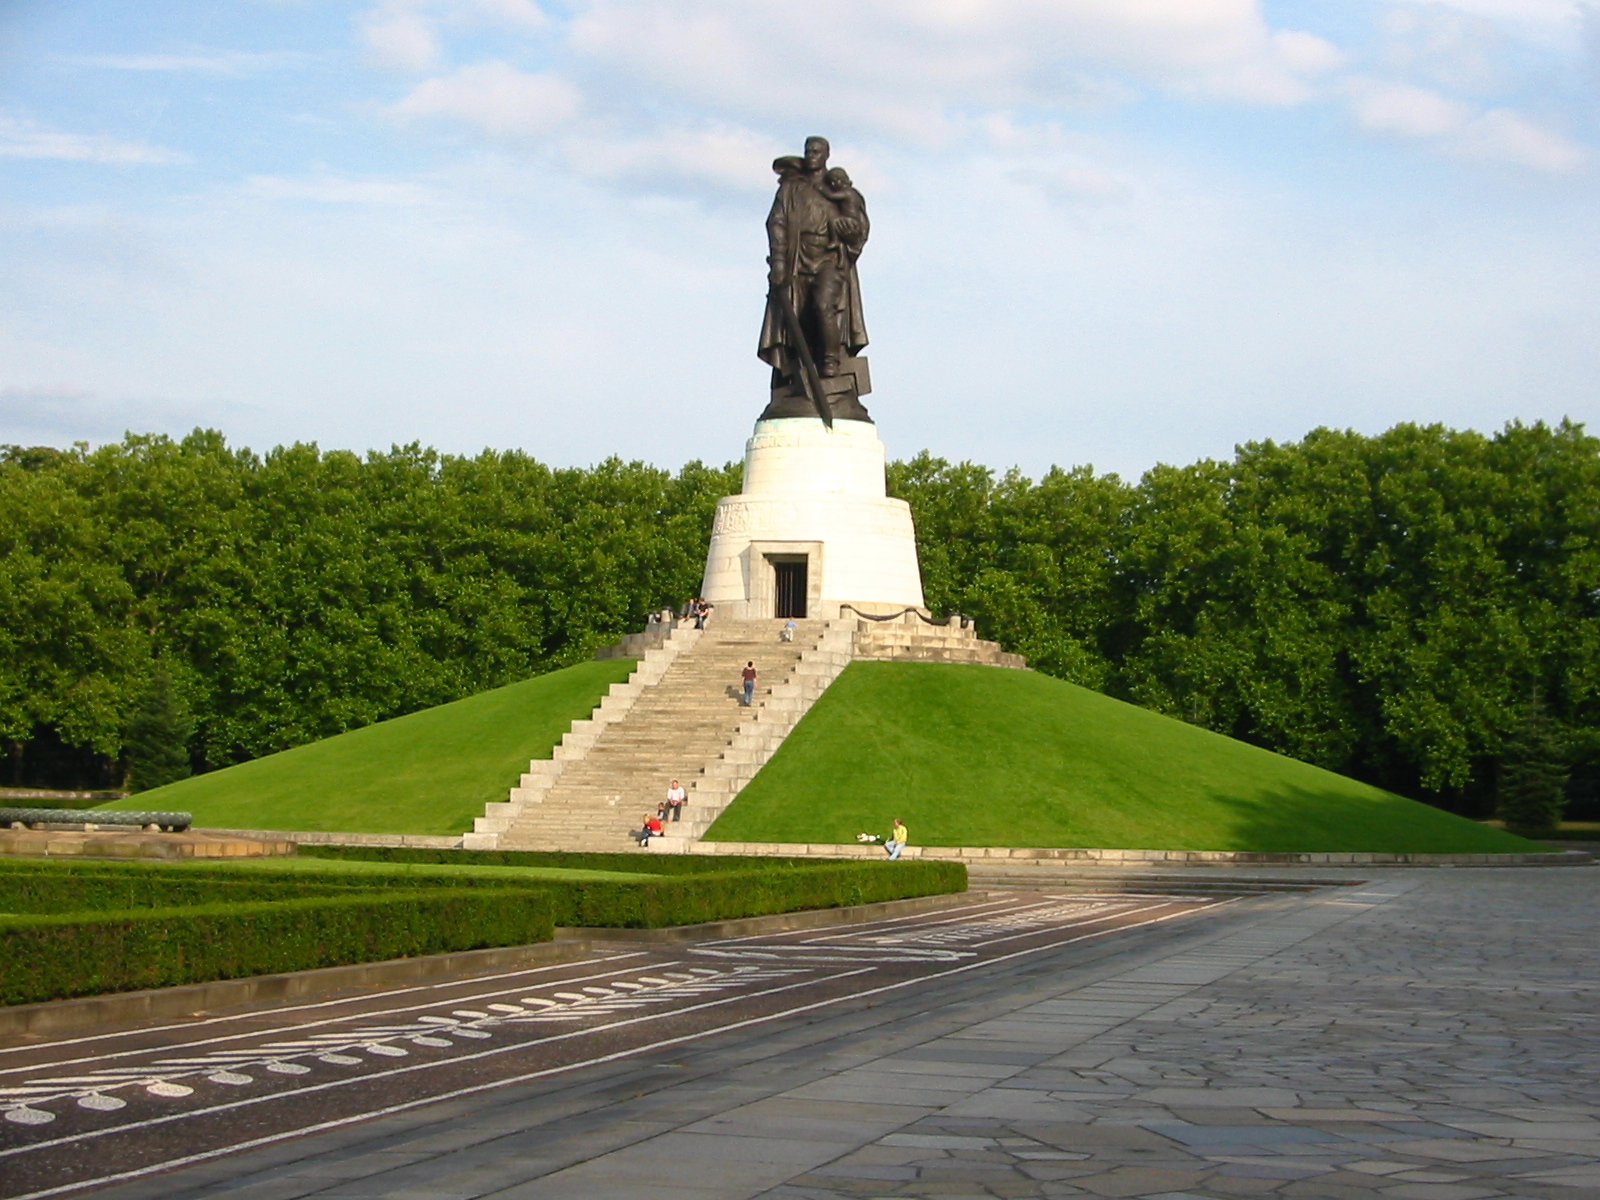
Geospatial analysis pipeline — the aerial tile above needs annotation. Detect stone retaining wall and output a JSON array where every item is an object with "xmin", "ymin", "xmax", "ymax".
[
  {"xmin": 187, "ymin": 831, "xmax": 1589, "ymax": 867},
  {"xmin": 682, "ymin": 841, "xmax": 1591, "ymax": 867},
  {"xmin": 199, "ymin": 828, "xmax": 464, "ymax": 849}
]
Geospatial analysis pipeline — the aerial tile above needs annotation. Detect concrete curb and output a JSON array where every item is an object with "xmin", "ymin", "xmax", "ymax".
[
  {"xmin": 0, "ymin": 892, "xmax": 973, "ymax": 1043},
  {"xmin": 686, "ymin": 842, "xmax": 1593, "ymax": 867}
]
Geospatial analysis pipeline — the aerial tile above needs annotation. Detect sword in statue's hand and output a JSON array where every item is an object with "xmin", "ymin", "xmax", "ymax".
[{"xmin": 769, "ymin": 282, "xmax": 833, "ymax": 429}]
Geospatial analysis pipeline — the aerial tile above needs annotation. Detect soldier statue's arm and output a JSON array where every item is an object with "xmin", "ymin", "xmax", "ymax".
[{"xmin": 766, "ymin": 188, "xmax": 790, "ymax": 287}]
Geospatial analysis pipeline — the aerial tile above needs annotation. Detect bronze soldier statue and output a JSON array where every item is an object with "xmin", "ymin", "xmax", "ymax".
[{"xmin": 757, "ymin": 136, "xmax": 873, "ymax": 424}]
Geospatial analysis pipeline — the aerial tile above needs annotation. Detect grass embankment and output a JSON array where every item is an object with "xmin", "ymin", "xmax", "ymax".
[
  {"xmin": 98, "ymin": 659, "xmax": 636, "ymax": 835},
  {"xmin": 707, "ymin": 662, "xmax": 1543, "ymax": 854}
]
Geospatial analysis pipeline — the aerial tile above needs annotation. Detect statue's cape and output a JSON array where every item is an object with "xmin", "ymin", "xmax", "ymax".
[{"xmin": 758, "ymin": 176, "xmax": 868, "ymax": 372}]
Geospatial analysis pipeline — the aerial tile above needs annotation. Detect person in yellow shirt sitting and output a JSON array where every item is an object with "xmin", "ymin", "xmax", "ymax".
[{"xmin": 885, "ymin": 819, "xmax": 909, "ymax": 861}]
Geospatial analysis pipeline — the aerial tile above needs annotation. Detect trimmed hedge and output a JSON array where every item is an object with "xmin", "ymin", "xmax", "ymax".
[
  {"xmin": 0, "ymin": 852, "xmax": 967, "ymax": 1009},
  {"xmin": 2, "ymin": 854, "xmax": 966, "ymax": 929},
  {"xmin": 299, "ymin": 845, "xmax": 825, "ymax": 875},
  {"xmin": 0, "ymin": 869, "xmax": 364, "ymax": 915},
  {"xmin": 528, "ymin": 861, "xmax": 966, "ymax": 928},
  {"xmin": 294, "ymin": 847, "xmax": 969, "ymax": 927},
  {"xmin": 1, "ymin": 887, "xmax": 554, "ymax": 1006}
]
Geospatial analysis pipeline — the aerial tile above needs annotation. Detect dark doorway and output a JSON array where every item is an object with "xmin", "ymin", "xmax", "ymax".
[{"xmin": 774, "ymin": 559, "xmax": 808, "ymax": 618}]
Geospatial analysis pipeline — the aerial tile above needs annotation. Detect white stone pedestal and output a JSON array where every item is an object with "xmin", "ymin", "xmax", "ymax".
[{"xmin": 701, "ymin": 418, "xmax": 925, "ymax": 620}]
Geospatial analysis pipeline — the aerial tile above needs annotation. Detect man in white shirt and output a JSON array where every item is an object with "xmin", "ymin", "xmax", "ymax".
[{"xmin": 666, "ymin": 779, "xmax": 688, "ymax": 822}]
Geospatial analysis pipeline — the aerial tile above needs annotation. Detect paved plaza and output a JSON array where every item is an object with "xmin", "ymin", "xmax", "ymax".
[{"xmin": 7, "ymin": 868, "xmax": 1597, "ymax": 1200}]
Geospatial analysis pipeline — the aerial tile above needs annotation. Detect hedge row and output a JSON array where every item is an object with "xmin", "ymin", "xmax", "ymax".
[
  {"xmin": 0, "ymin": 887, "xmax": 554, "ymax": 1006},
  {"xmin": 296, "ymin": 848, "xmax": 968, "ymax": 927},
  {"xmin": 299, "ymin": 845, "xmax": 825, "ymax": 875},
  {"xmin": 534, "ymin": 861, "xmax": 967, "ymax": 928},
  {"xmin": 0, "ymin": 868, "xmax": 365, "ymax": 915}
]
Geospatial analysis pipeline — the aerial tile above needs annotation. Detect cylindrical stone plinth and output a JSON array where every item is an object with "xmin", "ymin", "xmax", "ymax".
[{"xmin": 700, "ymin": 418, "xmax": 925, "ymax": 620}]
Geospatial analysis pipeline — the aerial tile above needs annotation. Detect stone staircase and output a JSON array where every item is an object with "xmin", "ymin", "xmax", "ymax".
[
  {"xmin": 658, "ymin": 620, "xmax": 855, "ymax": 848},
  {"xmin": 462, "ymin": 622, "xmax": 701, "ymax": 850},
  {"xmin": 464, "ymin": 611, "xmax": 1023, "ymax": 854},
  {"xmin": 473, "ymin": 620, "xmax": 844, "ymax": 851}
]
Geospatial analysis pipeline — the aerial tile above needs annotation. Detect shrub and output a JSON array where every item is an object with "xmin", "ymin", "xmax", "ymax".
[
  {"xmin": 536, "ymin": 861, "xmax": 966, "ymax": 928},
  {"xmin": 1498, "ymin": 697, "xmax": 1569, "ymax": 834},
  {"xmin": 0, "ymin": 887, "xmax": 554, "ymax": 1005},
  {"xmin": 295, "ymin": 847, "xmax": 968, "ymax": 927},
  {"xmin": 0, "ymin": 869, "xmax": 364, "ymax": 915},
  {"xmin": 124, "ymin": 666, "xmax": 194, "ymax": 792}
]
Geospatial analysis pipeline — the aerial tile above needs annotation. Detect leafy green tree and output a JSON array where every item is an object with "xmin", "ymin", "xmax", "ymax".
[
  {"xmin": 888, "ymin": 454, "xmax": 1128, "ymax": 687},
  {"xmin": 124, "ymin": 666, "xmax": 193, "ymax": 791},
  {"xmin": 1495, "ymin": 695, "xmax": 1568, "ymax": 833},
  {"xmin": 4, "ymin": 418, "xmax": 1598, "ymax": 820},
  {"xmin": 0, "ymin": 449, "xmax": 148, "ymax": 782}
]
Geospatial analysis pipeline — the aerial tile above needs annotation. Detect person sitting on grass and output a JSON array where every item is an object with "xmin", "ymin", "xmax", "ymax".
[{"xmin": 884, "ymin": 818, "xmax": 909, "ymax": 861}]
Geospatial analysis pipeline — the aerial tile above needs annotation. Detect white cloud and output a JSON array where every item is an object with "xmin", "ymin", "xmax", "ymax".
[
  {"xmin": 245, "ymin": 174, "xmax": 437, "ymax": 206},
  {"xmin": 1378, "ymin": 6, "xmax": 1507, "ymax": 93},
  {"xmin": 359, "ymin": 0, "xmax": 547, "ymax": 70},
  {"xmin": 1345, "ymin": 78, "xmax": 1584, "ymax": 172},
  {"xmin": 361, "ymin": 8, "xmax": 441, "ymax": 71},
  {"xmin": 560, "ymin": 123, "xmax": 783, "ymax": 195},
  {"xmin": 1010, "ymin": 162, "xmax": 1134, "ymax": 204},
  {"xmin": 1348, "ymin": 78, "xmax": 1471, "ymax": 137},
  {"xmin": 565, "ymin": 0, "xmax": 1343, "ymax": 136},
  {"xmin": 58, "ymin": 51, "xmax": 313, "ymax": 74},
  {"xmin": 391, "ymin": 61, "xmax": 579, "ymax": 136},
  {"xmin": 0, "ymin": 115, "xmax": 188, "ymax": 165},
  {"xmin": 1416, "ymin": 0, "xmax": 1580, "ymax": 43},
  {"xmin": 1459, "ymin": 107, "xmax": 1587, "ymax": 171}
]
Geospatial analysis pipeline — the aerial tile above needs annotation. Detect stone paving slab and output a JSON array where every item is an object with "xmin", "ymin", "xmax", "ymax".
[
  {"xmin": 765, "ymin": 871, "xmax": 1599, "ymax": 1200},
  {"xmin": 64, "ymin": 868, "xmax": 1600, "ymax": 1200}
]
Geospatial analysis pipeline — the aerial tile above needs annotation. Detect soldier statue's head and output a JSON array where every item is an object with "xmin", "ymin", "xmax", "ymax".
[{"xmin": 803, "ymin": 136, "xmax": 830, "ymax": 173}]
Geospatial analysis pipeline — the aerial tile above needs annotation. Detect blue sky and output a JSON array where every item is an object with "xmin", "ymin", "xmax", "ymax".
[{"xmin": 2, "ymin": 0, "xmax": 1598, "ymax": 479}]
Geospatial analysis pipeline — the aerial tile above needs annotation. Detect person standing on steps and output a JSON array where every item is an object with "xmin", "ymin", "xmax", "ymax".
[
  {"xmin": 884, "ymin": 818, "xmax": 909, "ymax": 861},
  {"xmin": 741, "ymin": 661, "xmax": 757, "ymax": 706},
  {"xmin": 666, "ymin": 778, "xmax": 687, "ymax": 822}
]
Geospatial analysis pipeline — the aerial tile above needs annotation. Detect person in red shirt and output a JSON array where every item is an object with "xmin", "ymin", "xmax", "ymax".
[
  {"xmin": 632, "ymin": 812, "xmax": 664, "ymax": 844},
  {"xmin": 741, "ymin": 661, "xmax": 757, "ymax": 707}
]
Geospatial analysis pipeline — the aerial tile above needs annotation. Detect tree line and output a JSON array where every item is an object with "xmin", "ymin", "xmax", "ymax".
[{"xmin": 3, "ymin": 420, "xmax": 1596, "ymax": 823}]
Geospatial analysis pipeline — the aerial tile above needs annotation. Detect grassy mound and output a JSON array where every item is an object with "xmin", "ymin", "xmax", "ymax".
[
  {"xmin": 706, "ymin": 662, "xmax": 1542, "ymax": 854},
  {"xmin": 99, "ymin": 659, "xmax": 636, "ymax": 835}
]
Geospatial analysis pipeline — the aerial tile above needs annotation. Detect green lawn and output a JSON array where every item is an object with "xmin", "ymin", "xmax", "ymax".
[
  {"xmin": 706, "ymin": 662, "xmax": 1543, "ymax": 854},
  {"xmin": 105, "ymin": 855, "xmax": 663, "ymax": 885},
  {"xmin": 99, "ymin": 659, "xmax": 636, "ymax": 835}
]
